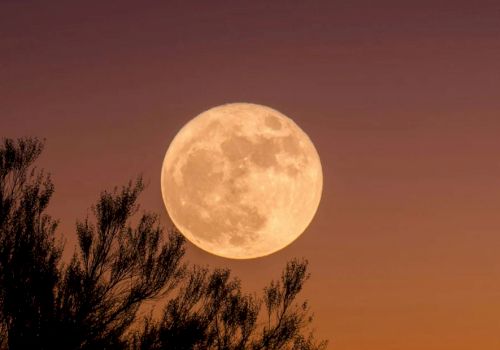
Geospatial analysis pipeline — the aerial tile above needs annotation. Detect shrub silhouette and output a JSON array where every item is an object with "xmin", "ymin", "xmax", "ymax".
[{"xmin": 0, "ymin": 138, "xmax": 327, "ymax": 350}]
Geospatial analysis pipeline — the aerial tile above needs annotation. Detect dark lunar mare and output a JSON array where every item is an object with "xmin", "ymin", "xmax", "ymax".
[{"xmin": 167, "ymin": 121, "xmax": 308, "ymax": 248}]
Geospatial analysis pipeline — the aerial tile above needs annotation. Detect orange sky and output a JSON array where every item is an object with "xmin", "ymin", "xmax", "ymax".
[{"xmin": 1, "ymin": 1, "xmax": 500, "ymax": 349}]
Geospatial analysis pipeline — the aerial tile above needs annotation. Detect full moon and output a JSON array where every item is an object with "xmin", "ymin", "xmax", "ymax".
[{"xmin": 161, "ymin": 103, "xmax": 323, "ymax": 259}]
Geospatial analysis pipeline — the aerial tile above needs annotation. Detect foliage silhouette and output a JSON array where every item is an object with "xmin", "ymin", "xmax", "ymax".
[
  {"xmin": 0, "ymin": 137, "xmax": 327, "ymax": 350},
  {"xmin": 131, "ymin": 259, "xmax": 325, "ymax": 350},
  {"xmin": 0, "ymin": 138, "xmax": 61, "ymax": 349},
  {"xmin": 54, "ymin": 178, "xmax": 186, "ymax": 349}
]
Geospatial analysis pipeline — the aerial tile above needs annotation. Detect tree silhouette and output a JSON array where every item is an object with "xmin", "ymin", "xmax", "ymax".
[
  {"xmin": 0, "ymin": 137, "xmax": 327, "ymax": 350},
  {"xmin": 0, "ymin": 138, "xmax": 61, "ymax": 349},
  {"xmin": 132, "ymin": 259, "xmax": 325, "ymax": 350},
  {"xmin": 54, "ymin": 179, "xmax": 186, "ymax": 349}
]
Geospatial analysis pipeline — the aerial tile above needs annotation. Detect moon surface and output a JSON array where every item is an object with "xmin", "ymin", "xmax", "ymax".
[{"xmin": 161, "ymin": 103, "xmax": 322, "ymax": 259}]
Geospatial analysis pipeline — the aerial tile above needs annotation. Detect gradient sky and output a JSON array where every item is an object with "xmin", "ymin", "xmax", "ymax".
[{"xmin": 2, "ymin": 1, "xmax": 500, "ymax": 349}]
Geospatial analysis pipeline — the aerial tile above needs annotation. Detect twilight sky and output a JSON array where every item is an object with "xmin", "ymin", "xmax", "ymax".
[{"xmin": 1, "ymin": 1, "xmax": 500, "ymax": 349}]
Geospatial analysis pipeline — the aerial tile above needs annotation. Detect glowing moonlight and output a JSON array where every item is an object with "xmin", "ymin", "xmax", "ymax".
[{"xmin": 161, "ymin": 103, "xmax": 322, "ymax": 259}]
